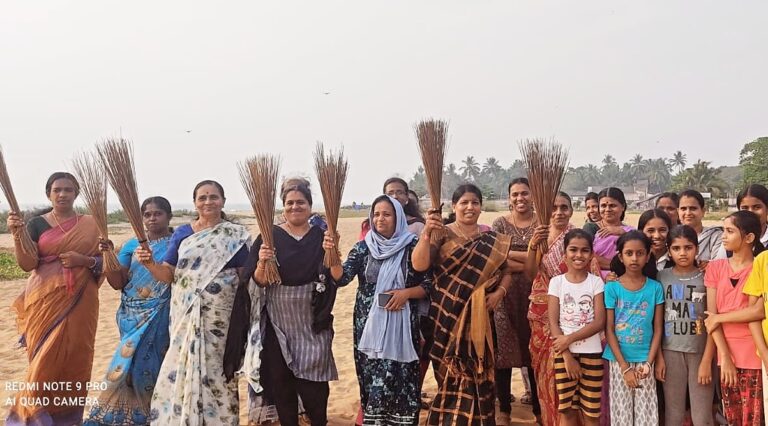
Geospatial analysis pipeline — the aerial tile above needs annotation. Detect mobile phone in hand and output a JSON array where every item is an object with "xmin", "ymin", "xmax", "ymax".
[{"xmin": 378, "ymin": 292, "xmax": 393, "ymax": 308}]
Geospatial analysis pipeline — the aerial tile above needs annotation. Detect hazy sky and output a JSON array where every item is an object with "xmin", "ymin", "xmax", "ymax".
[{"xmin": 1, "ymin": 1, "xmax": 766, "ymax": 209}]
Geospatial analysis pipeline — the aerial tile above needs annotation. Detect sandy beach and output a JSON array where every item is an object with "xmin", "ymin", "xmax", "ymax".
[{"xmin": 0, "ymin": 211, "xmax": 718, "ymax": 425}]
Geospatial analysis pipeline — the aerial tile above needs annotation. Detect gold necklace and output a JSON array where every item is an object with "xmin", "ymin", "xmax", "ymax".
[
  {"xmin": 508, "ymin": 212, "xmax": 535, "ymax": 241},
  {"xmin": 451, "ymin": 223, "xmax": 479, "ymax": 240},
  {"xmin": 51, "ymin": 211, "xmax": 77, "ymax": 233}
]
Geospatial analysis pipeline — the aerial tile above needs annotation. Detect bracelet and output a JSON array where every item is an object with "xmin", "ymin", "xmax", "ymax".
[
  {"xmin": 498, "ymin": 286, "xmax": 508, "ymax": 297},
  {"xmin": 88, "ymin": 257, "xmax": 97, "ymax": 269},
  {"xmin": 621, "ymin": 366, "xmax": 634, "ymax": 376}
]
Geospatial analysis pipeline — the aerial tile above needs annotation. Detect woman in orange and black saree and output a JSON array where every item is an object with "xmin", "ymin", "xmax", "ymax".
[
  {"xmin": 412, "ymin": 184, "xmax": 513, "ymax": 425},
  {"xmin": 5, "ymin": 172, "xmax": 102, "ymax": 425}
]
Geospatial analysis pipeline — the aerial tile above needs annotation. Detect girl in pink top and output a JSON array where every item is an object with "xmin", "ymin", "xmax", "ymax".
[{"xmin": 704, "ymin": 210, "xmax": 765, "ymax": 426}]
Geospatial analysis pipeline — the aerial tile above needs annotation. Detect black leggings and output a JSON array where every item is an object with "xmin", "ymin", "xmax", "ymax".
[
  {"xmin": 495, "ymin": 367, "xmax": 541, "ymax": 415},
  {"xmin": 263, "ymin": 322, "xmax": 330, "ymax": 426}
]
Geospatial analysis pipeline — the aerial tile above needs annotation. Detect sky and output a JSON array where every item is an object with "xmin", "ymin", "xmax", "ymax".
[{"xmin": 1, "ymin": 1, "xmax": 766, "ymax": 209}]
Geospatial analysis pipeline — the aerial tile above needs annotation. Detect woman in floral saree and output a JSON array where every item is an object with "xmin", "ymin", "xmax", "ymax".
[
  {"xmin": 6, "ymin": 172, "xmax": 102, "ymax": 425},
  {"xmin": 525, "ymin": 193, "xmax": 602, "ymax": 426},
  {"xmin": 85, "ymin": 197, "xmax": 174, "ymax": 425},
  {"xmin": 138, "ymin": 180, "xmax": 252, "ymax": 425},
  {"xmin": 413, "ymin": 184, "xmax": 513, "ymax": 425}
]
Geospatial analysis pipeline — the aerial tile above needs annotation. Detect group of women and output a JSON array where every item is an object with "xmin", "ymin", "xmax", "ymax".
[{"xmin": 6, "ymin": 168, "xmax": 768, "ymax": 426}]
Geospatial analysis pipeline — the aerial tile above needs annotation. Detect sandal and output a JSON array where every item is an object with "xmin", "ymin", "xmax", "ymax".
[{"xmin": 520, "ymin": 391, "xmax": 532, "ymax": 405}]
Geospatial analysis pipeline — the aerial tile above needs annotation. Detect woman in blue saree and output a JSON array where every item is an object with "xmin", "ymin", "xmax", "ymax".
[{"xmin": 85, "ymin": 197, "xmax": 174, "ymax": 425}]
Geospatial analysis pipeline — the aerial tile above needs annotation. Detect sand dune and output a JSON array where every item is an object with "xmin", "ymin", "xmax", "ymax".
[{"xmin": 0, "ymin": 211, "xmax": 717, "ymax": 424}]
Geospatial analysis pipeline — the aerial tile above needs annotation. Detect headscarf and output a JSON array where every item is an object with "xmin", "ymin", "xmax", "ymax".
[{"xmin": 358, "ymin": 195, "xmax": 418, "ymax": 362}]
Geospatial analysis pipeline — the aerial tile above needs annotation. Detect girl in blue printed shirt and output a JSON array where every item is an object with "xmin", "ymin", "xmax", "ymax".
[{"xmin": 603, "ymin": 231, "xmax": 664, "ymax": 426}]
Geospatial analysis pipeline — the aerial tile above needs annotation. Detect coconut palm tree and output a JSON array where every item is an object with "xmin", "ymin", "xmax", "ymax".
[
  {"xmin": 442, "ymin": 163, "xmax": 463, "ymax": 197},
  {"xmin": 670, "ymin": 150, "xmax": 687, "ymax": 174},
  {"xmin": 672, "ymin": 160, "xmax": 728, "ymax": 197},
  {"xmin": 602, "ymin": 154, "xmax": 618, "ymax": 170},
  {"xmin": 460, "ymin": 156, "xmax": 481, "ymax": 182},
  {"xmin": 630, "ymin": 154, "xmax": 647, "ymax": 180},
  {"xmin": 482, "ymin": 157, "xmax": 503, "ymax": 177},
  {"xmin": 645, "ymin": 158, "xmax": 673, "ymax": 193}
]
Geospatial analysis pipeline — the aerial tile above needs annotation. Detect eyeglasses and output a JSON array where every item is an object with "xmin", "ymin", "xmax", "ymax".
[{"xmin": 386, "ymin": 190, "xmax": 407, "ymax": 197}]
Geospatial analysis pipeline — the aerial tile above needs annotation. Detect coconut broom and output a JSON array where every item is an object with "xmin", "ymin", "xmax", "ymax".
[
  {"xmin": 415, "ymin": 119, "xmax": 449, "ymax": 243},
  {"xmin": 519, "ymin": 138, "xmax": 569, "ymax": 253},
  {"xmin": 96, "ymin": 138, "xmax": 150, "ymax": 252},
  {"xmin": 71, "ymin": 150, "xmax": 121, "ymax": 272},
  {"xmin": 314, "ymin": 142, "xmax": 348, "ymax": 267},
  {"xmin": 239, "ymin": 154, "xmax": 282, "ymax": 285},
  {"xmin": 0, "ymin": 145, "xmax": 37, "ymax": 256}
]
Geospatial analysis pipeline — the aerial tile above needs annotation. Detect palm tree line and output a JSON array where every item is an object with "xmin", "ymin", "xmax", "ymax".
[{"xmin": 408, "ymin": 150, "xmax": 739, "ymax": 201}]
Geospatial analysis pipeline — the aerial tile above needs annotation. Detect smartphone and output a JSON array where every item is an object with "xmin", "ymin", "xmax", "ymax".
[{"xmin": 378, "ymin": 292, "xmax": 393, "ymax": 308}]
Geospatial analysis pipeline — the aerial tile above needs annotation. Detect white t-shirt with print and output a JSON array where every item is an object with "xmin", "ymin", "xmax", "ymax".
[{"xmin": 548, "ymin": 273, "xmax": 605, "ymax": 353}]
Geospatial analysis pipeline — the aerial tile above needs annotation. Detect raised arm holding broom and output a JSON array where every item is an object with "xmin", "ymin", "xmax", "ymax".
[{"xmin": 1, "ymin": 145, "xmax": 38, "ymax": 266}]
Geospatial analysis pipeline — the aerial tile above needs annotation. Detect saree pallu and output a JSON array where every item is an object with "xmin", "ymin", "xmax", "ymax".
[
  {"xmin": 528, "ymin": 225, "xmax": 603, "ymax": 426},
  {"xmin": 8, "ymin": 215, "xmax": 100, "ymax": 426},
  {"xmin": 86, "ymin": 237, "xmax": 171, "ymax": 425},
  {"xmin": 149, "ymin": 222, "xmax": 249, "ymax": 426},
  {"xmin": 427, "ymin": 232, "xmax": 511, "ymax": 426},
  {"xmin": 593, "ymin": 225, "xmax": 633, "ymax": 279}
]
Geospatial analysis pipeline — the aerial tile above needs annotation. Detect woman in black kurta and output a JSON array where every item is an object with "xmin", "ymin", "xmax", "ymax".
[{"xmin": 227, "ymin": 181, "xmax": 337, "ymax": 426}]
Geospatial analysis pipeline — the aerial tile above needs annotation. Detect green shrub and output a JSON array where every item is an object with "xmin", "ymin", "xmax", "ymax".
[{"xmin": 0, "ymin": 252, "xmax": 29, "ymax": 280}]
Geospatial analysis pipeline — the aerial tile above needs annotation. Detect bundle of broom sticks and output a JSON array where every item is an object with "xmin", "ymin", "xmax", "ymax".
[
  {"xmin": 415, "ymin": 119, "xmax": 449, "ymax": 243},
  {"xmin": 239, "ymin": 154, "xmax": 282, "ymax": 284},
  {"xmin": 0, "ymin": 145, "xmax": 37, "ymax": 256},
  {"xmin": 97, "ymin": 138, "xmax": 151, "ymax": 252},
  {"xmin": 314, "ymin": 142, "xmax": 348, "ymax": 267},
  {"xmin": 71, "ymin": 150, "xmax": 121, "ymax": 272},
  {"xmin": 519, "ymin": 138, "xmax": 569, "ymax": 253}
]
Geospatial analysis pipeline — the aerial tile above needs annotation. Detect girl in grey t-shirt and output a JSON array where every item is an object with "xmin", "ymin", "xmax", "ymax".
[{"xmin": 658, "ymin": 225, "xmax": 714, "ymax": 426}]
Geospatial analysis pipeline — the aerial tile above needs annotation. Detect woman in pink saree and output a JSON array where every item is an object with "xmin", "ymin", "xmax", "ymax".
[{"xmin": 6, "ymin": 172, "xmax": 102, "ymax": 425}]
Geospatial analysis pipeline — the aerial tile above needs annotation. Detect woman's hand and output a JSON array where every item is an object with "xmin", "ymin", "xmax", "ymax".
[
  {"xmin": 622, "ymin": 365, "xmax": 639, "ymax": 388},
  {"xmin": 704, "ymin": 311, "xmax": 721, "ymax": 332},
  {"xmin": 59, "ymin": 251, "xmax": 91, "ymax": 268},
  {"xmin": 655, "ymin": 356, "xmax": 666, "ymax": 382},
  {"xmin": 258, "ymin": 244, "xmax": 275, "ymax": 262},
  {"xmin": 421, "ymin": 210, "xmax": 444, "ymax": 240},
  {"xmin": 697, "ymin": 358, "xmax": 712, "ymax": 385},
  {"xmin": 485, "ymin": 288, "xmax": 505, "ymax": 311},
  {"xmin": 720, "ymin": 357, "xmax": 738, "ymax": 388},
  {"xmin": 529, "ymin": 225, "xmax": 549, "ymax": 248},
  {"xmin": 698, "ymin": 260, "xmax": 709, "ymax": 273},
  {"xmin": 322, "ymin": 231, "xmax": 336, "ymax": 251},
  {"xmin": 563, "ymin": 353, "xmax": 581, "ymax": 380},
  {"xmin": 604, "ymin": 271, "xmax": 618, "ymax": 282},
  {"xmin": 597, "ymin": 225, "xmax": 626, "ymax": 237},
  {"xmin": 134, "ymin": 246, "xmax": 155, "ymax": 265},
  {"xmin": 98, "ymin": 238, "xmax": 114, "ymax": 252},
  {"xmin": 635, "ymin": 362, "xmax": 651, "ymax": 380},
  {"xmin": 551, "ymin": 334, "xmax": 572, "ymax": 355},
  {"xmin": 384, "ymin": 289, "xmax": 410, "ymax": 311},
  {"xmin": 6, "ymin": 211, "xmax": 24, "ymax": 235}
]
